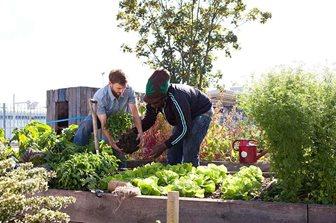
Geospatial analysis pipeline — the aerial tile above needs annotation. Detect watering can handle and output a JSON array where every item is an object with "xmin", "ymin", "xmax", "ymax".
[
  {"xmin": 232, "ymin": 140, "xmax": 240, "ymax": 151},
  {"xmin": 232, "ymin": 139, "xmax": 259, "ymax": 151},
  {"xmin": 248, "ymin": 139, "xmax": 259, "ymax": 145}
]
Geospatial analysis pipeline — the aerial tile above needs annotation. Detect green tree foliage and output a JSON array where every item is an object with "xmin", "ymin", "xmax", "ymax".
[
  {"xmin": 239, "ymin": 68, "xmax": 336, "ymax": 204},
  {"xmin": 117, "ymin": 0, "xmax": 271, "ymax": 89},
  {"xmin": 0, "ymin": 142, "xmax": 75, "ymax": 223}
]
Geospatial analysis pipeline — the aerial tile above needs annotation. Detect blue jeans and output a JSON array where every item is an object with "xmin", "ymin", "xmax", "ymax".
[
  {"xmin": 73, "ymin": 115, "xmax": 126, "ymax": 168},
  {"xmin": 167, "ymin": 111, "xmax": 212, "ymax": 167}
]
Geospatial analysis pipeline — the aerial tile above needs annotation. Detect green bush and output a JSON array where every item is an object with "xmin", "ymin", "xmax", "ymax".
[
  {"xmin": 0, "ymin": 142, "xmax": 75, "ymax": 222},
  {"xmin": 240, "ymin": 68, "xmax": 336, "ymax": 204}
]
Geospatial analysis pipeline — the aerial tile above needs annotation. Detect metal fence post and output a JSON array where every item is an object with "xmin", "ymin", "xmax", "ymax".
[{"xmin": 2, "ymin": 103, "xmax": 6, "ymax": 136}]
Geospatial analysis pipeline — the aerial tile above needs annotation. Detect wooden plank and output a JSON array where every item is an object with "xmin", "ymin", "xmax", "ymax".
[
  {"xmin": 167, "ymin": 191, "xmax": 179, "ymax": 223},
  {"xmin": 86, "ymin": 88, "xmax": 91, "ymax": 116},
  {"xmin": 43, "ymin": 189, "xmax": 307, "ymax": 223},
  {"xmin": 58, "ymin": 88, "xmax": 67, "ymax": 102},
  {"xmin": 308, "ymin": 204, "xmax": 336, "ymax": 223},
  {"xmin": 46, "ymin": 90, "xmax": 52, "ymax": 121},
  {"xmin": 74, "ymin": 87, "xmax": 82, "ymax": 125},
  {"xmin": 68, "ymin": 87, "xmax": 76, "ymax": 125},
  {"xmin": 53, "ymin": 88, "xmax": 59, "ymax": 103},
  {"xmin": 65, "ymin": 88, "xmax": 69, "ymax": 102},
  {"xmin": 90, "ymin": 87, "xmax": 98, "ymax": 99},
  {"xmin": 80, "ymin": 87, "xmax": 88, "ymax": 119},
  {"xmin": 72, "ymin": 87, "xmax": 77, "ymax": 125},
  {"xmin": 46, "ymin": 90, "xmax": 56, "ymax": 129}
]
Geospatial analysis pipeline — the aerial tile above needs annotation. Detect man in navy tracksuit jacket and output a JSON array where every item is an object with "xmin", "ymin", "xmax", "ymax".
[{"xmin": 141, "ymin": 69, "xmax": 213, "ymax": 166}]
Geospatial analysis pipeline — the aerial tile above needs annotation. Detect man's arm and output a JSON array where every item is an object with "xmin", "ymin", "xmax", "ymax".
[
  {"xmin": 129, "ymin": 103, "xmax": 144, "ymax": 145},
  {"xmin": 97, "ymin": 113, "xmax": 121, "ymax": 151},
  {"xmin": 142, "ymin": 104, "xmax": 159, "ymax": 131},
  {"xmin": 148, "ymin": 93, "xmax": 192, "ymax": 159},
  {"xmin": 164, "ymin": 92, "xmax": 192, "ymax": 148}
]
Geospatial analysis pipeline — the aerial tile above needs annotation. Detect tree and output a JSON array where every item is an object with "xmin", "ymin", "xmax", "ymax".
[
  {"xmin": 117, "ymin": 0, "xmax": 271, "ymax": 90},
  {"xmin": 0, "ymin": 141, "xmax": 75, "ymax": 222}
]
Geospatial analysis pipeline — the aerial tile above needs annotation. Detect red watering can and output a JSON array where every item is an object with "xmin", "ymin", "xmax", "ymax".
[{"xmin": 232, "ymin": 139, "xmax": 267, "ymax": 164}]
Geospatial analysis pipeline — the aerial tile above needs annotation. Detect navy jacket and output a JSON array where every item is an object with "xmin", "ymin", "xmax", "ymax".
[{"xmin": 142, "ymin": 84, "xmax": 212, "ymax": 148}]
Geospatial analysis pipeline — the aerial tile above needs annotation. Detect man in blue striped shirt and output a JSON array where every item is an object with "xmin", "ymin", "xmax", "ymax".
[
  {"xmin": 140, "ymin": 69, "xmax": 213, "ymax": 166},
  {"xmin": 73, "ymin": 69, "xmax": 144, "ymax": 166}
]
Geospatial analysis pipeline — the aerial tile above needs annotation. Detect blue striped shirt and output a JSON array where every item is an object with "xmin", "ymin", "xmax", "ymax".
[{"xmin": 93, "ymin": 85, "xmax": 136, "ymax": 116}]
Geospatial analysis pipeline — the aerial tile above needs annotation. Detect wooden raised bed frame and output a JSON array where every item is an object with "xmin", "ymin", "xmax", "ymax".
[{"xmin": 44, "ymin": 189, "xmax": 336, "ymax": 223}]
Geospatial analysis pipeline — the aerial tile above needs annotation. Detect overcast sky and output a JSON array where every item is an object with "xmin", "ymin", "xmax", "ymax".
[{"xmin": 0, "ymin": 0, "xmax": 335, "ymax": 106}]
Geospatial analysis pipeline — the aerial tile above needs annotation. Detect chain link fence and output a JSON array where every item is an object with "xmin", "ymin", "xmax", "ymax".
[{"xmin": 0, "ymin": 102, "xmax": 46, "ymax": 139}]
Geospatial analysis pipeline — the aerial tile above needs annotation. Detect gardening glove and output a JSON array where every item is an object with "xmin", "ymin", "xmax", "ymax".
[{"xmin": 148, "ymin": 143, "xmax": 167, "ymax": 159}]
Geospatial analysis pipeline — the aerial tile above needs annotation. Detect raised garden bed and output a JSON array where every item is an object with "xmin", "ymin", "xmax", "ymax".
[{"xmin": 43, "ymin": 189, "xmax": 336, "ymax": 223}]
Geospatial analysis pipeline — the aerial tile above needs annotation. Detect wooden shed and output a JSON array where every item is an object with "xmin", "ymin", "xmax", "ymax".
[{"xmin": 46, "ymin": 86, "xmax": 99, "ymax": 133}]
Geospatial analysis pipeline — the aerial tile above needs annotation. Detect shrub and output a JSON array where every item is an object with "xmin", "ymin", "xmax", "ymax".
[
  {"xmin": 0, "ymin": 142, "xmax": 75, "ymax": 222},
  {"xmin": 240, "ymin": 68, "xmax": 336, "ymax": 204}
]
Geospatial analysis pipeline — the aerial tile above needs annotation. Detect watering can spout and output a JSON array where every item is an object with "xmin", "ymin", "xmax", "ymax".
[{"xmin": 256, "ymin": 150, "xmax": 267, "ymax": 160}]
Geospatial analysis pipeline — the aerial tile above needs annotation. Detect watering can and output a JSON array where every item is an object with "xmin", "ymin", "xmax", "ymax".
[{"xmin": 232, "ymin": 139, "xmax": 267, "ymax": 164}]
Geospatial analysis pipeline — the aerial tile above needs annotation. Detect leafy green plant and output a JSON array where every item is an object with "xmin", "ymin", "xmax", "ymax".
[
  {"xmin": 155, "ymin": 170, "xmax": 179, "ymax": 186},
  {"xmin": 201, "ymin": 111, "xmax": 232, "ymax": 161},
  {"xmin": 239, "ymin": 68, "xmax": 336, "ymax": 204},
  {"xmin": 59, "ymin": 124, "xmax": 78, "ymax": 142},
  {"xmin": 132, "ymin": 176, "xmax": 162, "ymax": 196},
  {"xmin": 101, "ymin": 162, "xmax": 261, "ymax": 199},
  {"xmin": 11, "ymin": 121, "xmax": 57, "ymax": 158},
  {"xmin": 196, "ymin": 164, "xmax": 227, "ymax": 184},
  {"xmin": 0, "ymin": 142, "xmax": 75, "ymax": 223},
  {"xmin": 0, "ymin": 139, "xmax": 18, "ymax": 161},
  {"xmin": 44, "ymin": 133, "xmax": 94, "ymax": 169},
  {"xmin": 106, "ymin": 111, "xmax": 133, "ymax": 140},
  {"xmin": 54, "ymin": 152, "xmax": 119, "ymax": 190},
  {"xmin": 167, "ymin": 176, "xmax": 205, "ymax": 198},
  {"xmin": 221, "ymin": 166, "xmax": 263, "ymax": 200},
  {"xmin": 0, "ymin": 129, "xmax": 7, "ymax": 144},
  {"xmin": 10, "ymin": 123, "xmax": 97, "ymax": 168},
  {"xmin": 201, "ymin": 102, "xmax": 266, "ymax": 162}
]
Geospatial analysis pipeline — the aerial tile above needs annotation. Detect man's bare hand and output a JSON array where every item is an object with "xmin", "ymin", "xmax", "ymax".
[
  {"xmin": 110, "ymin": 141, "xmax": 124, "ymax": 154},
  {"xmin": 148, "ymin": 143, "xmax": 167, "ymax": 160},
  {"xmin": 137, "ymin": 131, "xmax": 144, "ymax": 147}
]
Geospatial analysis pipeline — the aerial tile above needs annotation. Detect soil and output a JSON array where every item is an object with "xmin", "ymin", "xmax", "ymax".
[{"xmin": 117, "ymin": 129, "xmax": 140, "ymax": 154}]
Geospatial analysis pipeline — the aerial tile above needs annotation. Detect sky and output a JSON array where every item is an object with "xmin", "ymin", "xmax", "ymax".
[{"xmin": 0, "ymin": 0, "xmax": 335, "ymax": 107}]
